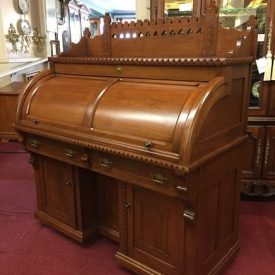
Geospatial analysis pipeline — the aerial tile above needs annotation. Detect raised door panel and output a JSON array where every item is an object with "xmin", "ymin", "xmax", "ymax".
[
  {"xmin": 241, "ymin": 125, "xmax": 265, "ymax": 179},
  {"xmin": 262, "ymin": 126, "xmax": 275, "ymax": 179},
  {"xmin": 39, "ymin": 157, "xmax": 76, "ymax": 227},
  {"xmin": 127, "ymin": 185, "xmax": 185, "ymax": 275}
]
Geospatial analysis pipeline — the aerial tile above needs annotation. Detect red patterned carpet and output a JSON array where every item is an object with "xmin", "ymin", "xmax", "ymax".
[{"xmin": 0, "ymin": 142, "xmax": 275, "ymax": 275}]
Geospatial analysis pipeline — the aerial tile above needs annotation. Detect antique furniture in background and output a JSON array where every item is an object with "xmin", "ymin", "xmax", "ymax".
[
  {"xmin": 57, "ymin": 0, "xmax": 90, "ymax": 52},
  {"xmin": 151, "ymin": 0, "xmax": 275, "ymax": 198},
  {"xmin": 219, "ymin": 0, "xmax": 275, "ymax": 197},
  {"xmin": 79, "ymin": 3, "xmax": 90, "ymax": 35},
  {"xmin": 0, "ymin": 82, "xmax": 24, "ymax": 142},
  {"xmin": 15, "ymin": 3, "xmax": 256, "ymax": 275},
  {"xmin": 67, "ymin": 0, "xmax": 81, "ymax": 43}
]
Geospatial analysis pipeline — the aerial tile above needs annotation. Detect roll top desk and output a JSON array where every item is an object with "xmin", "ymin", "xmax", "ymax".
[{"xmin": 15, "ymin": 4, "xmax": 256, "ymax": 275}]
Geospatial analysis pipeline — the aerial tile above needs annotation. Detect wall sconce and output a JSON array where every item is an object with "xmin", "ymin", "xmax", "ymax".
[
  {"xmin": 5, "ymin": 23, "xmax": 47, "ymax": 54},
  {"xmin": 20, "ymin": 34, "xmax": 31, "ymax": 53},
  {"xmin": 32, "ymin": 27, "xmax": 47, "ymax": 52},
  {"xmin": 5, "ymin": 24, "xmax": 20, "ymax": 53}
]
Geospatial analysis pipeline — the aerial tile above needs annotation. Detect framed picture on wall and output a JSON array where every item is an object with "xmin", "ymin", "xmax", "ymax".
[{"xmin": 56, "ymin": 0, "xmax": 65, "ymax": 24}]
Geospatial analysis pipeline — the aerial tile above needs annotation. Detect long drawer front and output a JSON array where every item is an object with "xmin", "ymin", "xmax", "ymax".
[
  {"xmin": 25, "ymin": 135, "xmax": 89, "ymax": 169},
  {"xmin": 91, "ymin": 150, "xmax": 188, "ymax": 198}
]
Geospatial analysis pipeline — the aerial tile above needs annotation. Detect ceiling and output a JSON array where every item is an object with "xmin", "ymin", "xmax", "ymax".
[{"xmin": 82, "ymin": 0, "xmax": 136, "ymax": 13}]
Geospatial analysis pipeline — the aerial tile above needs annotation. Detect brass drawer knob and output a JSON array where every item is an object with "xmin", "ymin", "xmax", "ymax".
[
  {"xmin": 183, "ymin": 209, "xmax": 195, "ymax": 221},
  {"xmin": 176, "ymin": 185, "xmax": 188, "ymax": 192}
]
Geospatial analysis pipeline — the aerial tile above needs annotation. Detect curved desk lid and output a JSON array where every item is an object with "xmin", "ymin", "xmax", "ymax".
[{"xmin": 17, "ymin": 71, "xmax": 230, "ymax": 170}]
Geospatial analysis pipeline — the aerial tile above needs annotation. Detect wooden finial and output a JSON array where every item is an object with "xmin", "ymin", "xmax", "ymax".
[
  {"xmin": 247, "ymin": 15, "xmax": 257, "ymax": 28},
  {"xmin": 83, "ymin": 28, "xmax": 91, "ymax": 39},
  {"xmin": 207, "ymin": 0, "xmax": 218, "ymax": 14},
  {"xmin": 103, "ymin": 12, "xmax": 112, "ymax": 56},
  {"xmin": 104, "ymin": 13, "xmax": 111, "ymax": 25}
]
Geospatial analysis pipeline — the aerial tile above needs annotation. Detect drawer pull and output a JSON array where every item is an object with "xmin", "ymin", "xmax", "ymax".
[
  {"xmin": 65, "ymin": 181, "xmax": 72, "ymax": 185},
  {"xmin": 183, "ymin": 209, "xmax": 195, "ymax": 222},
  {"xmin": 152, "ymin": 174, "xmax": 167, "ymax": 185},
  {"xmin": 30, "ymin": 139, "xmax": 40, "ymax": 147},
  {"xmin": 64, "ymin": 149, "xmax": 75, "ymax": 158},
  {"xmin": 99, "ymin": 158, "xmax": 112, "ymax": 168},
  {"xmin": 176, "ymin": 185, "xmax": 188, "ymax": 192}
]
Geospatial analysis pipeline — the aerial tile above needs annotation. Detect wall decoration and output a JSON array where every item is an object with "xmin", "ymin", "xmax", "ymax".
[
  {"xmin": 18, "ymin": 0, "xmax": 30, "ymax": 14},
  {"xmin": 17, "ymin": 18, "xmax": 32, "ymax": 53},
  {"xmin": 18, "ymin": 19, "xmax": 32, "ymax": 35},
  {"xmin": 5, "ymin": 24, "xmax": 20, "ymax": 53},
  {"xmin": 32, "ymin": 27, "xmax": 47, "ymax": 52},
  {"xmin": 19, "ymin": 34, "xmax": 31, "ymax": 53},
  {"xmin": 5, "ymin": 23, "xmax": 46, "ymax": 54}
]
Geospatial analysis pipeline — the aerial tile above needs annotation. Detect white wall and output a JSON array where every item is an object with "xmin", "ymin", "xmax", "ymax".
[
  {"xmin": 136, "ymin": 0, "xmax": 150, "ymax": 20},
  {"xmin": 0, "ymin": 0, "xmax": 49, "ymax": 86},
  {"xmin": 0, "ymin": 0, "xmax": 48, "ymax": 61}
]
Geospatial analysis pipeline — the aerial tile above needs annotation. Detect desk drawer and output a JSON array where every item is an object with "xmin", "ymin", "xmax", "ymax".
[
  {"xmin": 26, "ymin": 135, "xmax": 89, "ymax": 169},
  {"xmin": 91, "ymin": 151, "xmax": 188, "ymax": 197}
]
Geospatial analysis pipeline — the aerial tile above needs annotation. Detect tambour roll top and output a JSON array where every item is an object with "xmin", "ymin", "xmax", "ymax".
[{"xmin": 18, "ymin": 74, "xmax": 207, "ymax": 155}]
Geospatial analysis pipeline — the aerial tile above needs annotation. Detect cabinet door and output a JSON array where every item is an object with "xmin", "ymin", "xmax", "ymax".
[
  {"xmin": 38, "ymin": 157, "xmax": 76, "ymax": 227},
  {"xmin": 242, "ymin": 125, "xmax": 265, "ymax": 179},
  {"xmin": 126, "ymin": 185, "xmax": 185, "ymax": 275},
  {"xmin": 262, "ymin": 126, "xmax": 275, "ymax": 179}
]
